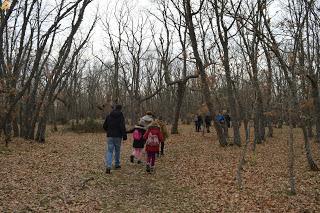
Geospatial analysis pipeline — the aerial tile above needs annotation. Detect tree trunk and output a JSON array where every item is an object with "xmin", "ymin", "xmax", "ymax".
[
  {"xmin": 171, "ymin": 82, "xmax": 186, "ymax": 134},
  {"xmin": 12, "ymin": 114, "xmax": 19, "ymax": 137},
  {"xmin": 36, "ymin": 113, "xmax": 48, "ymax": 143},
  {"xmin": 265, "ymin": 49, "xmax": 273, "ymax": 138},
  {"xmin": 113, "ymin": 56, "xmax": 120, "ymax": 103},
  {"xmin": 252, "ymin": 71, "xmax": 265, "ymax": 144},
  {"xmin": 253, "ymin": 115, "xmax": 260, "ymax": 149},
  {"xmin": 288, "ymin": 118, "xmax": 296, "ymax": 195},
  {"xmin": 22, "ymin": 71, "xmax": 42, "ymax": 140},
  {"xmin": 236, "ymin": 126, "xmax": 250, "ymax": 189},
  {"xmin": 223, "ymin": 45, "xmax": 241, "ymax": 146},
  {"xmin": 129, "ymin": 98, "xmax": 135, "ymax": 126},
  {"xmin": 3, "ymin": 93, "xmax": 15, "ymax": 145},
  {"xmin": 52, "ymin": 103, "xmax": 58, "ymax": 132},
  {"xmin": 184, "ymin": 0, "xmax": 227, "ymax": 146},
  {"xmin": 131, "ymin": 98, "xmax": 141, "ymax": 125},
  {"xmin": 306, "ymin": 117, "xmax": 313, "ymax": 138},
  {"xmin": 22, "ymin": 92, "xmax": 38, "ymax": 140},
  {"xmin": 35, "ymin": 96, "xmax": 53, "ymax": 143},
  {"xmin": 301, "ymin": 126, "xmax": 319, "ymax": 170},
  {"xmin": 310, "ymin": 82, "xmax": 320, "ymax": 143},
  {"xmin": 4, "ymin": 115, "xmax": 12, "ymax": 147}
]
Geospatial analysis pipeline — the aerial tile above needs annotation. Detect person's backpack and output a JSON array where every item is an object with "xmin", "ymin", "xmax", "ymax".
[
  {"xmin": 146, "ymin": 133, "xmax": 160, "ymax": 146},
  {"xmin": 133, "ymin": 129, "xmax": 142, "ymax": 140}
]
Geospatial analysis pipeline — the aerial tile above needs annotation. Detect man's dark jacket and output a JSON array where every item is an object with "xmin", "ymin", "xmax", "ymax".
[{"xmin": 103, "ymin": 109, "xmax": 127, "ymax": 140}]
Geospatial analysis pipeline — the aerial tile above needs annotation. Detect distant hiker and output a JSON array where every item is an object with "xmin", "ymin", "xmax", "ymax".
[
  {"xmin": 143, "ymin": 120, "xmax": 164, "ymax": 173},
  {"xmin": 139, "ymin": 111, "xmax": 154, "ymax": 127},
  {"xmin": 215, "ymin": 112, "xmax": 225, "ymax": 125},
  {"xmin": 223, "ymin": 111, "xmax": 231, "ymax": 128},
  {"xmin": 216, "ymin": 112, "xmax": 228, "ymax": 138},
  {"xmin": 196, "ymin": 114, "xmax": 203, "ymax": 132},
  {"xmin": 103, "ymin": 104, "xmax": 127, "ymax": 174},
  {"xmin": 127, "ymin": 121, "xmax": 146, "ymax": 164},
  {"xmin": 205, "ymin": 113, "xmax": 212, "ymax": 133},
  {"xmin": 194, "ymin": 114, "xmax": 199, "ymax": 132},
  {"xmin": 155, "ymin": 116, "xmax": 169, "ymax": 156}
]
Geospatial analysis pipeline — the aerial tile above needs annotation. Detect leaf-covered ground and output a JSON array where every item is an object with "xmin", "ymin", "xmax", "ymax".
[{"xmin": 1, "ymin": 125, "xmax": 319, "ymax": 212}]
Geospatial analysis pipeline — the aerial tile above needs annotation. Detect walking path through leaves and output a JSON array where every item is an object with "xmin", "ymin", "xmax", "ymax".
[{"xmin": 1, "ymin": 125, "xmax": 319, "ymax": 212}]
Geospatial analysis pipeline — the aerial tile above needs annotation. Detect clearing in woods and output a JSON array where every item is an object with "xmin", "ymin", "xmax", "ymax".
[{"xmin": 0, "ymin": 125, "xmax": 319, "ymax": 212}]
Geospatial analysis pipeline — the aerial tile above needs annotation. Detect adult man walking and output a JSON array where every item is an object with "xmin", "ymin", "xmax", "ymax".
[
  {"xmin": 204, "ymin": 112, "xmax": 212, "ymax": 133},
  {"xmin": 103, "ymin": 104, "xmax": 127, "ymax": 174}
]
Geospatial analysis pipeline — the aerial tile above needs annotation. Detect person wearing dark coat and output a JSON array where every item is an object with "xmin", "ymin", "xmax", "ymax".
[
  {"xmin": 223, "ymin": 112, "xmax": 231, "ymax": 128},
  {"xmin": 215, "ymin": 113, "xmax": 225, "ymax": 124},
  {"xmin": 196, "ymin": 115, "xmax": 203, "ymax": 132},
  {"xmin": 127, "ymin": 123, "xmax": 146, "ymax": 164},
  {"xmin": 103, "ymin": 104, "xmax": 127, "ymax": 174},
  {"xmin": 194, "ymin": 114, "xmax": 199, "ymax": 132},
  {"xmin": 205, "ymin": 113, "xmax": 212, "ymax": 133}
]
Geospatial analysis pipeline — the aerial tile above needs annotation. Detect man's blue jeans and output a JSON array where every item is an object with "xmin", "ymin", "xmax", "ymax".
[{"xmin": 105, "ymin": 137, "xmax": 122, "ymax": 168}]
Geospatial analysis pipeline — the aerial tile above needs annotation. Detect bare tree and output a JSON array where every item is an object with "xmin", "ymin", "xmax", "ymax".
[
  {"xmin": 100, "ymin": 2, "xmax": 130, "ymax": 104},
  {"xmin": 254, "ymin": 0, "xmax": 320, "ymax": 193},
  {"xmin": 0, "ymin": 0, "xmax": 95, "ymax": 144},
  {"xmin": 182, "ymin": 0, "xmax": 228, "ymax": 146},
  {"xmin": 236, "ymin": 0, "xmax": 265, "ymax": 148},
  {"xmin": 153, "ymin": 0, "xmax": 202, "ymax": 134},
  {"xmin": 205, "ymin": 0, "xmax": 242, "ymax": 146}
]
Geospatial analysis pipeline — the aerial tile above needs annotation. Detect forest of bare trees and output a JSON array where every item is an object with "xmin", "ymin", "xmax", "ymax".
[{"xmin": 1, "ymin": 0, "xmax": 319, "ymax": 197}]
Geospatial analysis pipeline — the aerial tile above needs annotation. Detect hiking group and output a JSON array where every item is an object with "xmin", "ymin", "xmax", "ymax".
[
  {"xmin": 103, "ymin": 105, "xmax": 168, "ymax": 174},
  {"xmin": 194, "ymin": 111, "xmax": 231, "ymax": 133}
]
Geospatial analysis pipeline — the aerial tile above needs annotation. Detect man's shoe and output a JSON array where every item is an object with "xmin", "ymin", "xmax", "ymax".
[
  {"xmin": 106, "ymin": 168, "xmax": 111, "ymax": 174},
  {"xmin": 115, "ymin": 165, "xmax": 121, "ymax": 170},
  {"xmin": 146, "ymin": 165, "xmax": 151, "ymax": 173},
  {"xmin": 130, "ymin": 155, "xmax": 134, "ymax": 163}
]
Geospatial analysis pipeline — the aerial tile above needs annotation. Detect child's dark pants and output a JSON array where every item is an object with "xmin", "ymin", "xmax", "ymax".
[{"xmin": 147, "ymin": 151, "xmax": 156, "ymax": 167}]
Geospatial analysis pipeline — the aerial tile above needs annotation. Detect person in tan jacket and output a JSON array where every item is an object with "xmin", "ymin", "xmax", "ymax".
[{"xmin": 155, "ymin": 116, "xmax": 169, "ymax": 156}]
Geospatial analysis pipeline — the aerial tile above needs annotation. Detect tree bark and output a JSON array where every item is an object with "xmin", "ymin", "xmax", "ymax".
[
  {"xmin": 4, "ymin": 115, "xmax": 12, "ymax": 147},
  {"xmin": 288, "ymin": 118, "xmax": 296, "ymax": 195},
  {"xmin": 301, "ymin": 126, "xmax": 319, "ymax": 171},
  {"xmin": 12, "ymin": 112, "xmax": 19, "ymax": 137},
  {"xmin": 184, "ymin": 0, "xmax": 227, "ymax": 146},
  {"xmin": 36, "ymin": 113, "xmax": 48, "ymax": 143},
  {"xmin": 171, "ymin": 82, "xmax": 186, "ymax": 134},
  {"xmin": 52, "ymin": 103, "xmax": 58, "ymax": 132},
  {"xmin": 222, "ymin": 44, "xmax": 241, "ymax": 146},
  {"xmin": 264, "ymin": 47, "xmax": 274, "ymax": 138},
  {"xmin": 309, "ymin": 79, "xmax": 320, "ymax": 143},
  {"xmin": 236, "ymin": 126, "xmax": 250, "ymax": 189},
  {"xmin": 252, "ymin": 75, "xmax": 265, "ymax": 144}
]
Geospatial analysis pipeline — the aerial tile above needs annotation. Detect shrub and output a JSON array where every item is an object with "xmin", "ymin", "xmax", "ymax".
[{"xmin": 69, "ymin": 118, "xmax": 104, "ymax": 133}]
